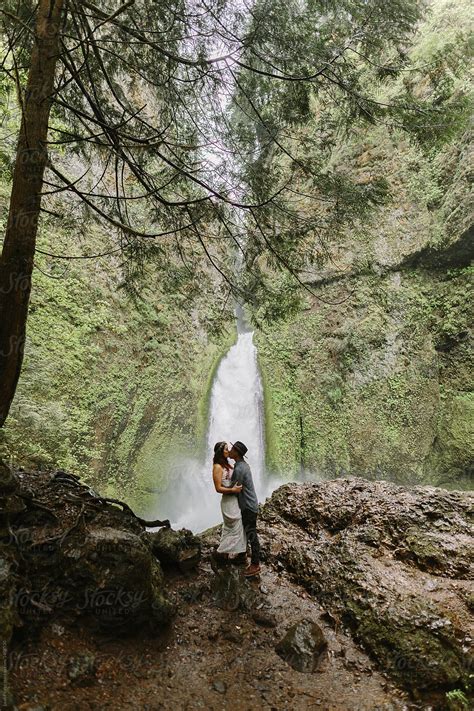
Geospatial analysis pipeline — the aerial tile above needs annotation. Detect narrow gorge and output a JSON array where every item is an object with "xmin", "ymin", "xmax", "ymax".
[{"xmin": 0, "ymin": 0, "xmax": 472, "ymax": 709}]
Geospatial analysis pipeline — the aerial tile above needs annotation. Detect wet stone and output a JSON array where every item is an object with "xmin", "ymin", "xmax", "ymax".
[
  {"xmin": 251, "ymin": 610, "xmax": 277, "ymax": 628},
  {"xmin": 212, "ymin": 679, "xmax": 227, "ymax": 694},
  {"xmin": 210, "ymin": 567, "xmax": 262, "ymax": 612},
  {"xmin": 147, "ymin": 527, "xmax": 201, "ymax": 572},
  {"xmin": 275, "ymin": 618, "xmax": 327, "ymax": 673}
]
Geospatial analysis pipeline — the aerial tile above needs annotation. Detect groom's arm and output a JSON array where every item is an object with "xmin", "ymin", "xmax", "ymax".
[
  {"xmin": 221, "ymin": 484, "xmax": 242, "ymax": 494},
  {"xmin": 213, "ymin": 465, "xmax": 242, "ymax": 494}
]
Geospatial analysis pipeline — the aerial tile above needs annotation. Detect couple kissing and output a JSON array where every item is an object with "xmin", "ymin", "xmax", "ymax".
[{"xmin": 212, "ymin": 441, "xmax": 261, "ymax": 578}]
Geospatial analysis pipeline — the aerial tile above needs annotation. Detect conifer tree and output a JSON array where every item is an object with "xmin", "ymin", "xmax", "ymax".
[{"xmin": 0, "ymin": 0, "xmax": 426, "ymax": 424}]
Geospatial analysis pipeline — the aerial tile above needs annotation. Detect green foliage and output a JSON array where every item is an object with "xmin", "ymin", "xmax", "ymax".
[
  {"xmin": 446, "ymin": 689, "xmax": 470, "ymax": 711},
  {"xmin": 1, "ymin": 0, "xmax": 472, "ymax": 497},
  {"xmin": 236, "ymin": 0, "xmax": 472, "ymax": 324}
]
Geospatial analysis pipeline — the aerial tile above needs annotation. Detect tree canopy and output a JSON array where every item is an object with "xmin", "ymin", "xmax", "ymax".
[{"xmin": 1, "ymin": 0, "xmax": 458, "ymax": 423}]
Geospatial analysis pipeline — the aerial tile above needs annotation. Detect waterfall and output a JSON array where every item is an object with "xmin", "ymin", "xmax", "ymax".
[
  {"xmin": 164, "ymin": 316, "xmax": 265, "ymax": 533},
  {"xmin": 207, "ymin": 331, "xmax": 265, "ymax": 495}
]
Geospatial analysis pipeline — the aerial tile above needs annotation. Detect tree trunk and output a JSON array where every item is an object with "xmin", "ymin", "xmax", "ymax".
[{"xmin": 0, "ymin": 0, "xmax": 64, "ymax": 427}]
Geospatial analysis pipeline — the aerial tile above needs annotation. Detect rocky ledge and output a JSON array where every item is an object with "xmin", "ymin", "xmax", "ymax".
[
  {"xmin": 257, "ymin": 477, "xmax": 473, "ymax": 699},
  {"xmin": 0, "ymin": 462, "xmax": 186, "ymax": 645},
  {"xmin": 2, "ymin": 463, "xmax": 472, "ymax": 710}
]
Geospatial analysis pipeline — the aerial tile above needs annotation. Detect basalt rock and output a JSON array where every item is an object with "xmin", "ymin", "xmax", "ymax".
[
  {"xmin": 252, "ymin": 609, "xmax": 277, "ymax": 628},
  {"xmin": 210, "ymin": 567, "xmax": 263, "ymax": 612},
  {"xmin": 275, "ymin": 618, "xmax": 327, "ymax": 672},
  {"xmin": 59, "ymin": 526, "xmax": 174, "ymax": 631},
  {"xmin": 260, "ymin": 477, "xmax": 473, "ymax": 695},
  {"xmin": 3, "ymin": 464, "xmax": 175, "ymax": 637},
  {"xmin": 146, "ymin": 526, "xmax": 201, "ymax": 572}
]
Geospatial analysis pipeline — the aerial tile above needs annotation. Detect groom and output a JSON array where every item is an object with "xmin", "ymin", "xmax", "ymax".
[{"xmin": 228, "ymin": 441, "xmax": 261, "ymax": 577}]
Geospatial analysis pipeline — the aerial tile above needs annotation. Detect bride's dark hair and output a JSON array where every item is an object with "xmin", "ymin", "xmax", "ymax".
[{"xmin": 213, "ymin": 441, "xmax": 228, "ymax": 467}]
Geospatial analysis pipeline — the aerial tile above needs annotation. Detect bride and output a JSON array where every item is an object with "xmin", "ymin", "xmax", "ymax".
[{"xmin": 212, "ymin": 441, "xmax": 247, "ymax": 560}]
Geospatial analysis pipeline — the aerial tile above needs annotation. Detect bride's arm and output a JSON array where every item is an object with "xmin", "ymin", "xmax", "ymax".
[{"xmin": 213, "ymin": 464, "xmax": 242, "ymax": 494}]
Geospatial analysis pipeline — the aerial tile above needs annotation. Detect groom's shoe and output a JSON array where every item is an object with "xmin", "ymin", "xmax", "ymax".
[{"xmin": 244, "ymin": 563, "xmax": 261, "ymax": 577}]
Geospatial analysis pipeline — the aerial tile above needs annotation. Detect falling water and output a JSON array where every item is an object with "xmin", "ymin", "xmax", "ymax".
[
  {"xmin": 161, "ymin": 312, "xmax": 265, "ymax": 533},
  {"xmin": 206, "ymin": 331, "xmax": 265, "ymax": 493}
]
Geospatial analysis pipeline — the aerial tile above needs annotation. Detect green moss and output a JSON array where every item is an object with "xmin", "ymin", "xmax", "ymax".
[
  {"xmin": 256, "ymin": 265, "xmax": 472, "ymax": 485},
  {"xmin": 0, "ymin": 181, "xmax": 225, "ymax": 504},
  {"xmin": 430, "ymin": 392, "xmax": 474, "ymax": 485},
  {"xmin": 258, "ymin": 349, "xmax": 279, "ymax": 473},
  {"xmin": 254, "ymin": 0, "xmax": 473, "ymax": 485},
  {"xmin": 344, "ymin": 597, "xmax": 465, "ymax": 692},
  {"xmin": 446, "ymin": 689, "xmax": 471, "ymax": 711},
  {"xmin": 255, "ymin": 320, "xmax": 306, "ymax": 476}
]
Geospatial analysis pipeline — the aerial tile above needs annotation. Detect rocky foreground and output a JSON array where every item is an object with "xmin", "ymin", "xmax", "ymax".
[
  {"xmin": 1, "ymin": 463, "xmax": 472, "ymax": 710},
  {"xmin": 258, "ymin": 479, "xmax": 473, "ymax": 696}
]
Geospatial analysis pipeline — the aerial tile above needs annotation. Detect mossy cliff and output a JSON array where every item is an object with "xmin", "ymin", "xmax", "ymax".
[
  {"xmin": 0, "ymin": 0, "xmax": 472, "ymax": 497},
  {"xmin": 256, "ymin": 0, "xmax": 473, "ymax": 486},
  {"xmin": 0, "ymin": 39, "xmax": 236, "ymax": 509},
  {"xmin": 0, "ymin": 172, "xmax": 234, "ymax": 508},
  {"xmin": 257, "ymin": 267, "xmax": 472, "ymax": 485}
]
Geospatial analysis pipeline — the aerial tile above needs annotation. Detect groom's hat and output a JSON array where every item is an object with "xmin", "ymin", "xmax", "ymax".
[{"xmin": 230, "ymin": 440, "xmax": 248, "ymax": 457}]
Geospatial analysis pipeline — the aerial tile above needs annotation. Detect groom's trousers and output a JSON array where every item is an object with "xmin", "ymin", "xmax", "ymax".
[{"xmin": 242, "ymin": 508, "xmax": 261, "ymax": 565}]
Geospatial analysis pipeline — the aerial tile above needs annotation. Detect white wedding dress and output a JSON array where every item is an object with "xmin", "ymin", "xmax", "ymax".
[{"xmin": 217, "ymin": 466, "xmax": 247, "ymax": 555}]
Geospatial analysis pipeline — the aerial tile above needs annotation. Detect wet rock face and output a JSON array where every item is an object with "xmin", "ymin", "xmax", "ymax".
[
  {"xmin": 275, "ymin": 618, "xmax": 327, "ymax": 672},
  {"xmin": 210, "ymin": 567, "xmax": 263, "ymax": 612},
  {"xmin": 260, "ymin": 477, "xmax": 473, "ymax": 694}
]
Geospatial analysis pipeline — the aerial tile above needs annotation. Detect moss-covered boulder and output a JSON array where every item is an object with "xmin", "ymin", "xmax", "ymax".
[{"xmin": 61, "ymin": 526, "xmax": 174, "ymax": 629}]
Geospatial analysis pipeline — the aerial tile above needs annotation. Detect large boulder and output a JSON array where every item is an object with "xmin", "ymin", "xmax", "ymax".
[
  {"xmin": 5, "ymin": 467, "xmax": 175, "ymax": 635},
  {"xmin": 260, "ymin": 477, "xmax": 473, "ymax": 695},
  {"xmin": 58, "ymin": 526, "xmax": 174, "ymax": 630}
]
